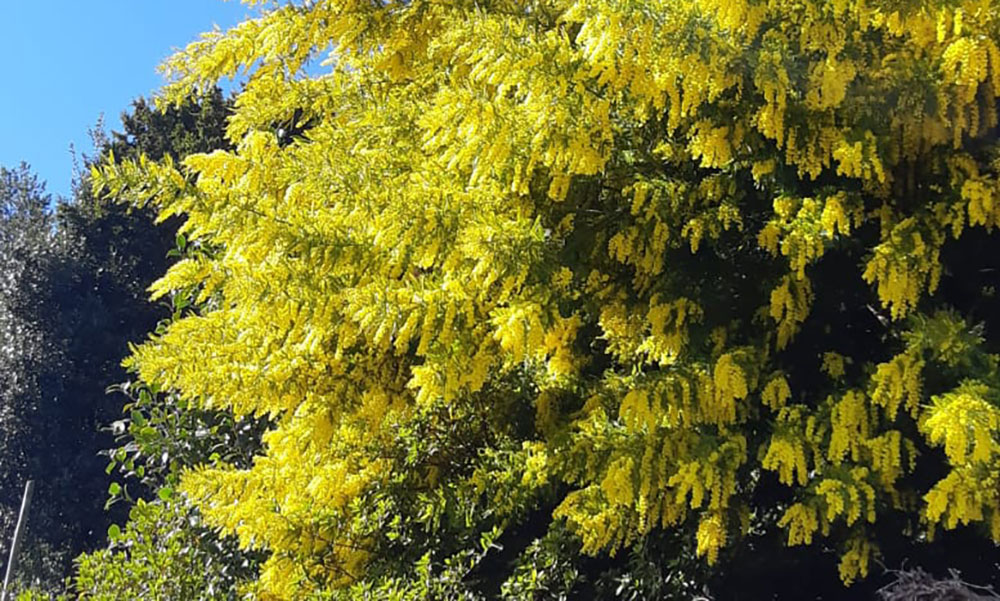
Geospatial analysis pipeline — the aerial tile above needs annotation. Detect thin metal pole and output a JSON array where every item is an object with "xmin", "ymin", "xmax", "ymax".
[{"xmin": 1, "ymin": 480, "xmax": 33, "ymax": 601}]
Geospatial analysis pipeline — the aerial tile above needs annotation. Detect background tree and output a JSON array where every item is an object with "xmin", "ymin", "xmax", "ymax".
[
  {"xmin": 0, "ymin": 90, "xmax": 235, "ymax": 595},
  {"xmin": 0, "ymin": 164, "xmax": 68, "ymax": 588},
  {"xmin": 96, "ymin": 0, "xmax": 1000, "ymax": 599},
  {"xmin": 67, "ymin": 90, "xmax": 266, "ymax": 601}
]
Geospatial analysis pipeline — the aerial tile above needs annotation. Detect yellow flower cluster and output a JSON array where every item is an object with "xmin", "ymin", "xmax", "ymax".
[
  {"xmin": 870, "ymin": 350, "xmax": 924, "ymax": 420},
  {"xmin": 924, "ymin": 469, "xmax": 1000, "ymax": 537},
  {"xmin": 805, "ymin": 58, "xmax": 857, "ymax": 111},
  {"xmin": 601, "ymin": 457, "xmax": 637, "ymax": 507},
  {"xmin": 923, "ymin": 381, "xmax": 1000, "ymax": 466},
  {"xmin": 838, "ymin": 536, "xmax": 873, "ymax": 585},
  {"xmin": 821, "ymin": 352, "xmax": 847, "ymax": 380},
  {"xmin": 688, "ymin": 121, "xmax": 736, "ymax": 168},
  {"xmin": 769, "ymin": 275, "xmax": 814, "ymax": 350},
  {"xmin": 619, "ymin": 389, "xmax": 658, "ymax": 433},
  {"xmin": 763, "ymin": 434, "xmax": 809, "ymax": 487},
  {"xmin": 761, "ymin": 373, "xmax": 791, "ymax": 411},
  {"xmin": 828, "ymin": 391, "xmax": 872, "ymax": 466},
  {"xmin": 833, "ymin": 133, "xmax": 886, "ymax": 184},
  {"xmin": 778, "ymin": 503, "xmax": 820, "ymax": 546},
  {"xmin": 638, "ymin": 297, "xmax": 703, "ymax": 366},
  {"xmin": 815, "ymin": 469, "xmax": 876, "ymax": 526},
  {"xmin": 862, "ymin": 218, "xmax": 944, "ymax": 320},
  {"xmin": 866, "ymin": 430, "xmax": 912, "ymax": 491},
  {"xmin": 963, "ymin": 177, "xmax": 1000, "ymax": 230},
  {"xmin": 707, "ymin": 352, "xmax": 753, "ymax": 427},
  {"xmin": 696, "ymin": 512, "xmax": 727, "ymax": 565}
]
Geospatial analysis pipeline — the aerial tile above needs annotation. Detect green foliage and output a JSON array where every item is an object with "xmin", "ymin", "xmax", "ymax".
[
  {"xmin": 74, "ymin": 498, "xmax": 255, "ymax": 601},
  {"xmin": 14, "ymin": 589, "xmax": 70, "ymax": 601},
  {"xmin": 105, "ymin": 380, "xmax": 265, "ymax": 500}
]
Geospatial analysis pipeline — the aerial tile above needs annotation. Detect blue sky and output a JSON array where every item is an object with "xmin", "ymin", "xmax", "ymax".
[{"xmin": 0, "ymin": 1, "xmax": 255, "ymax": 200}]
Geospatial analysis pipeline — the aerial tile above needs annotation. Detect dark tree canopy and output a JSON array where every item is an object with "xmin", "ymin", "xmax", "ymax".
[{"xmin": 0, "ymin": 90, "xmax": 233, "ymax": 593}]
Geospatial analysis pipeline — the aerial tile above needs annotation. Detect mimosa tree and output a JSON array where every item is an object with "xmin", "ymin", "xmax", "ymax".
[{"xmin": 97, "ymin": 0, "xmax": 1000, "ymax": 597}]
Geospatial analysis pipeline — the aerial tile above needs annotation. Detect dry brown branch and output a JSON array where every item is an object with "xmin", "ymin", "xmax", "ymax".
[{"xmin": 877, "ymin": 568, "xmax": 1000, "ymax": 601}]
